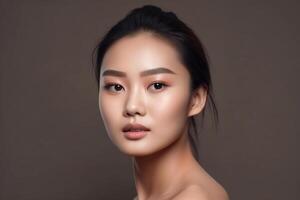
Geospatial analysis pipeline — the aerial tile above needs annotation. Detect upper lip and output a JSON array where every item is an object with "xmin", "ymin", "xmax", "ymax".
[{"xmin": 122, "ymin": 123, "xmax": 150, "ymax": 132}]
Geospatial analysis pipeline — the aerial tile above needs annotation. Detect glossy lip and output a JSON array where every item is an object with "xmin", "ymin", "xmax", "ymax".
[
  {"xmin": 122, "ymin": 123, "xmax": 150, "ymax": 140},
  {"xmin": 123, "ymin": 130, "xmax": 149, "ymax": 140}
]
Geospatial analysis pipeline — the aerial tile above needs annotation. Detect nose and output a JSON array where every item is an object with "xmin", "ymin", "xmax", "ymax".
[{"xmin": 123, "ymin": 86, "xmax": 146, "ymax": 117}]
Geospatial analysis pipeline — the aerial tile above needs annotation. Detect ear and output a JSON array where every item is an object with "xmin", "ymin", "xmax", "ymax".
[{"xmin": 188, "ymin": 87, "xmax": 207, "ymax": 117}]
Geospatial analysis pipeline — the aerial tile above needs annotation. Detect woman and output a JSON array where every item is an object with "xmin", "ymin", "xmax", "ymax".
[{"xmin": 94, "ymin": 5, "xmax": 229, "ymax": 200}]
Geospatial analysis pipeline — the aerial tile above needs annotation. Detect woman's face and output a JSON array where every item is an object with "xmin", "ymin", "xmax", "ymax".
[{"xmin": 98, "ymin": 32, "xmax": 195, "ymax": 156}]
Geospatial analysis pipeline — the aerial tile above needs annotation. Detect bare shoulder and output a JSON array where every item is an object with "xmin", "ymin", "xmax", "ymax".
[
  {"xmin": 172, "ymin": 185, "xmax": 210, "ymax": 200},
  {"xmin": 172, "ymin": 184, "xmax": 230, "ymax": 200}
]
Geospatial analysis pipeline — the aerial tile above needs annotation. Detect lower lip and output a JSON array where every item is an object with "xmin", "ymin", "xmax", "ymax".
[{"xmin": 123, "ymin": 131, "xmax": 149, "ymax": 140}]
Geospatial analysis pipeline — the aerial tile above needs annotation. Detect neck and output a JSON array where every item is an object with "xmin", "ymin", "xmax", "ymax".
[{"xmin": 132, "ymin": 128, "xmax": 199, "ymax": 200}]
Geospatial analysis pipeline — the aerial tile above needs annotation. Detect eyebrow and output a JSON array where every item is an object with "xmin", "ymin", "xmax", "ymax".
[{"xmin": 101, "ymin": 67, "xmax": 176, "ymax": 77}]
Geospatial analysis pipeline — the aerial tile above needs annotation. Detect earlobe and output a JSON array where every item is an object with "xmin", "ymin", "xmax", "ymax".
[{"xmin": 188, "ymin": 87, "xmax": 207, "ymax": 117}]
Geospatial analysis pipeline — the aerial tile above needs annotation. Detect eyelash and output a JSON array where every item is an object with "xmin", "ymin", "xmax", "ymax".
[{"xmin": 103, "ymin": 82, "xmax": 169, "ymax": 93}]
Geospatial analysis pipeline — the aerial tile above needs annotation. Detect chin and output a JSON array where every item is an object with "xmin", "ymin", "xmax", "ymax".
[
  {"xmin": 114, "ymin": 141, "xmax": 156, "ymax": 157},
  {"xmin": 117, "ymin": 140, "xmax": 172, "ymax": 158}
]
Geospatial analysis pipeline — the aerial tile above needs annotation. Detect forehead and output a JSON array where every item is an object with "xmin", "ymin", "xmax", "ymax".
[{"xmin": 101, "ymin": 32, "xmax": 188, "ymax": 76}]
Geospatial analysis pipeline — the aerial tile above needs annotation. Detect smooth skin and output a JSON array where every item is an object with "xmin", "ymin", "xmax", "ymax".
[{"xmin": 98, "ymin": 31, "xmax": 229, "ymax": 200}]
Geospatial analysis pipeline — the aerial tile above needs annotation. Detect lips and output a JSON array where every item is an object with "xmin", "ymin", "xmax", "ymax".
[{"xmin": 122, "ymin": 123, "xmax": 150, "ymax": 132}]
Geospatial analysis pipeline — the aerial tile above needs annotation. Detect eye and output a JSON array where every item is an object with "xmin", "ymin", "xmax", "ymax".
[
  {"xmin": 103, "ymin": 83, "xmax": 124, "ymax": 93},
  {"xmin": 148, "ymin": 82, "xmax": 168, "ymax": 92}
]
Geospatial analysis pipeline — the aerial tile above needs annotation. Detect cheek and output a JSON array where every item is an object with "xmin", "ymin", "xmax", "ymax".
[
  {"xmin": 98, "ymin": 93, "xmax": 121, "ymax": 131},
  {"xmin": 148, "ymin": 87, "xmax": 190, "ymax": 132}
]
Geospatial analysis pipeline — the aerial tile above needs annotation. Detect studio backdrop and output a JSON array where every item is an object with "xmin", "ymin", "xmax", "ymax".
[{"xmin": 1, "ymin": 1, "xmax": 299, "ymax": 200}]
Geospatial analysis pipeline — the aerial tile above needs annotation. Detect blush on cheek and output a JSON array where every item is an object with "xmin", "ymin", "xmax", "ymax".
[
  {"xmin": 99, "ymin": 95, "xmax": 122, "ymax": 123},
  {"xmin": 150, "ymin": 91, "xmax": 190, "ymax": 122}
]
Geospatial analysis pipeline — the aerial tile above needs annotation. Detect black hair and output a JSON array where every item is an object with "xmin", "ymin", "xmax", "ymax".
[{"xmin": 93, "ymin": 4, "xmax": 218, "ymax": 162}]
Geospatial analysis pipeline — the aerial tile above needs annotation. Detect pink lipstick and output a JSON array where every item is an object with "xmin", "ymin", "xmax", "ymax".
[{"xmin": 122, "ymin": 123, "xmax": 150, "ymax": 140}]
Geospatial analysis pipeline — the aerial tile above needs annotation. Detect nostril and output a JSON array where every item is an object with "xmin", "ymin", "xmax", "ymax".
[
  {"xmin": 123, "ymin": 108, "xmax": 134, "ymax": 117},
  {"xmin": 125, "ymin": 110, "xmax": 139, "ymax": 117},
  {"xmin": 123, "ymin": 106, "xmax": 145, "ymax": 117}
]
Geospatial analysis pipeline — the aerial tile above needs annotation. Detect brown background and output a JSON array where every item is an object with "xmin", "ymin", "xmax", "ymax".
[{"xmin": 1, "ymin": 0, "xmax": 299, "ymax": 199}]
